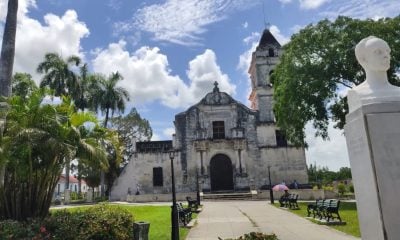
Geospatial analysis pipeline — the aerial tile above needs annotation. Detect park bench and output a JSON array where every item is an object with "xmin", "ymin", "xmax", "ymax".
[
  {"xmin": 186, "ymin": 196, "xmax": 198, "ymax": 211},
  {"xmin": 307, "ymin": 199, "xmax": 342, "ymax": 223},
  {"xmin": 317, "ymin": 199, "xmax": 332, "ymax": 220},
  {"xmin": 288, "ymin": 194, "xmax": 299, "ymax": 209},
  {"xmin": 307, "ymin": 199, "xmax": 324, "ymax": 217},
  {"xmin": 325, "ymin": 199, "xmax": 342, "ymax": 222},
  {"xmin": 177, "ymin": 203, "xmax": 192, "ymax": 226}
]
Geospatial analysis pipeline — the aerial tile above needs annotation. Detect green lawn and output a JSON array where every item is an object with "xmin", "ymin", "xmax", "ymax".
[
  {"xmin": 53, "ymin": 204, "xmax": 195, "ymax": 239},
  {"xmin": 275, "ymin": 202, "xmax": 360, "ymax": 237}
]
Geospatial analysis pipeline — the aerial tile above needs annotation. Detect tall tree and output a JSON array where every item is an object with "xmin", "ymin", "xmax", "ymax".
[
  {"xmin": 91, "ymin": 72, "xmax": 130, "ymax": 128},
  {"xmin": 12, "ymin": 72, "xmax": 38, "ymax": 98},
  {"xmin": 110, "ymin": 108, "xmax": 152, "ymax": 165},
  {"xmin": 37, "ymin": 53, "xmax": 83, "ymax": 190},
  {"xmin": 91, "ymin": 72, "xmax": 129, "ymax": 197},
  {"xmin": 0, "ymin": 0, "xmax": 18, "ymax": 97},
  {"xmin": 272, "ymin": 16, "xmax": 400, "ymax": 146},
  {"xmin": 0, "ymin": 90, "xmax": 107, "ymax": 220},
  {"xmin": 0, "ymin": 0, "xmax": 18, "ymax": 188},
  {"xmin": 37, "ymin": 53, "xmax": 81, "ymax": 97}
]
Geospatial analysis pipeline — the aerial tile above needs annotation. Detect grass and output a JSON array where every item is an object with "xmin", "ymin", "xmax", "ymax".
[
  {"xmin": 53, "ymin": 204, "xmax": 196, "ymax": 239},
  {"xmin": 274, "ymin": 202, "xmax": 360, "ymax": 237}
]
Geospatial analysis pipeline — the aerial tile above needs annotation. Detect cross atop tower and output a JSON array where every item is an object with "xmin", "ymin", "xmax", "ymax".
[{"xmin": 213, "ymin": 81, "xmax": 219, "ymax": 92}]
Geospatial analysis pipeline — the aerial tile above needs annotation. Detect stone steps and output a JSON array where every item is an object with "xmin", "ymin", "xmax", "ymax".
[{"xmin": 202, "ymin": 192, "xmax": 253, "ymax": 200}]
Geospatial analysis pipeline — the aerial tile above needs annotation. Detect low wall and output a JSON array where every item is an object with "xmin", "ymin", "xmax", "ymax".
[
  {"xmin": 121, "ymin": 190, "xmax": 337, "ymax": 202},
  {"xmin": 254, "ymin": 189, "xmax": 338, "ymax": 200},
  {"xmin": 125, "ymin": 192, "xmax": 197, "ymax": 202}
]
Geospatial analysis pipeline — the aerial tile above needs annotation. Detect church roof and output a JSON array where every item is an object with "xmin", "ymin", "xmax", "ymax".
[
  {"xmin": 199, "ymin": 81, "xmax": 235, "ymax": 105},
  {"xmin": 258, "ymin": 28, "xmax": 281, "ymax": 48}
]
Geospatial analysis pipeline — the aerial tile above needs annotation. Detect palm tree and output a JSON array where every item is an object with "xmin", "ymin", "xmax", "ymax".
[
  {"xmin": 37, "ymin": 53, "xmax": 81, "ymax": 97},
  {"xmin": 0, "ymin": 90, "xmax": 108, "ymax": 219},
  {"xmin": 0, "ymin": 0, "xmax": 18, "ymax": 97},
  {"xmin": 91, "ymin": 72, "xmax": 129, "ymax": 196},
  {"xmin": 0, "ymin": 0, "xmax": 18, "ymax": 188},
  {"xmin": 37, "ymin": 53, "xmax": 83, "ymax": 190},
  {"xmin": 91, "ymin": 72, "xmax": 130, "ymax": 128}
]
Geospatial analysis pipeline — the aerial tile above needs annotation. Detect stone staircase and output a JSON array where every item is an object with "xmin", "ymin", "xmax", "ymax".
[{"xmin": 202, "ymin": 191, "xmax": 255, "ymax": 200}]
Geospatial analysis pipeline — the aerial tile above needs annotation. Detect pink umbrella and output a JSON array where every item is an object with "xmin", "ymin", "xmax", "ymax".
[{"xmin": 272, "ymin": 184, "xmax": 289, "ymax": 191}]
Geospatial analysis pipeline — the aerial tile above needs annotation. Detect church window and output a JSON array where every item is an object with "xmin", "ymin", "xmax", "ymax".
[
  {"xmin": 268, "ymin": 48, "xmax": 275, "ymax": 57},
  {"xmin": 153, "ymin": 167, "xmax": 163, "ymax": 186},
  {"xmin": 276, "ymin": 130, "xmax": 287, "ymax": 147},
  {"xmin": 213, "ymin": 121, "xmax": 225, "ymax": 139}
]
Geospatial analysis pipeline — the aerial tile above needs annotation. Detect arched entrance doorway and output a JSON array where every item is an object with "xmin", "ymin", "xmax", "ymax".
[{"xmin": 210, "ymin": 154, "xmax": 234, "ymax": 192}]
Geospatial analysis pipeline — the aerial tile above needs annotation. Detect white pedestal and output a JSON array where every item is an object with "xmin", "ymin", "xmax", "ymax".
[
  {"xmin": 345, "ymin": 102, "xmax": 400, "ymax": 240},
  {"xmin": 64, "ymin": 189, "xmax": 71, "ymax": 204},
  {"xmin": 86, "ymin": 190, "xmax": 93, "ymax": 202}
]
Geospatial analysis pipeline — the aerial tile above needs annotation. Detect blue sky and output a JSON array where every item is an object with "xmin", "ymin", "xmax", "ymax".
[{"xmin": 1, "ymin": 0, "xmax": 400, "ymax": 171}]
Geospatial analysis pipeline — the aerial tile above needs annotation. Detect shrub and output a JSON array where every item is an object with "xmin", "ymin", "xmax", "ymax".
[
  {"xmin": 337, "ymin": 183, "xmax": 346, "ymax": 197},
  {"xmin": 224, "ymin": 232, "xmax": 279, "ymax": 240},
  {"xmin": 0, "ymin": 219, "xmax": 50, "ymax": 240},
  {"xmin": 48, "ymin": 204, "xmax": 134, "ymax": 240},
  {"xmin": 0, "ymin": 204, "xmax": 134, "ymax": 240},
  {"xmin": 349, "ymin": 184, "xmax": 354, "ymax": 193}
]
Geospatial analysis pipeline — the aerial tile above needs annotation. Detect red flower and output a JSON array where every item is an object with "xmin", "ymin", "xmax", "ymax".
[{"xmin": 40, "ymin": 226, "xmax": 47, "ymax": 233}]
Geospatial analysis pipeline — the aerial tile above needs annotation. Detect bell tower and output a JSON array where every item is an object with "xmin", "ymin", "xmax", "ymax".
[{"xmin": 248, "ymin": 28, "xmax": 282, "ymax": 122}]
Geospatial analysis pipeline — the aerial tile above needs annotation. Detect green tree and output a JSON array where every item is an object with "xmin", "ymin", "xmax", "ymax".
[
  {"xmin": 0, "ymin": 90, "xmax": 107, "ymax": 220},
  {"xmin": 110, "ymin": 107, "xmax": 152, "ymax": 165},
  {"xmin": 337, "ymin": 167, "xmax": 352, "ymax": 180},
  {"xmin": 90, "ymin": 72, "xmax": 129, "ymax": 197},
  {"xmin": 0, "ymin": 0, "xmax": 18, "ymax": 188},
  {"xmin": 273, "ymin": 16, "xmax": 400, "ymax": 146},
  {"xmin": 337, "ymin": 183, "xmax": 346, "ymax": 197},
  {"xmin": 11, "ymin": 73, "xmax": 38, "ymax": 98},
  {"xmin": 37, "ymin": 53, "xmax": 85, "ymax": 190},
  {"xmin": 91, "ymin": 72, "xmax": 130, "ymax": 128},
  {"xmin": 37, "ymin": 53, "xmax": 81, "ymax": 97}
]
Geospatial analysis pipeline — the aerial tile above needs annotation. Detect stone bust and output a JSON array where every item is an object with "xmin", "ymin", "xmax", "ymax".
[{"xmin": 347, "ymin": 36, "xmax": 400, "ymax": 112}]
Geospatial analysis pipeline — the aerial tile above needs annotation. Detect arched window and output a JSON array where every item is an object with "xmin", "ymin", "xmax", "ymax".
[{"xmin": 268, "ymin": 48, "xmax": 275, "ymax": 57}]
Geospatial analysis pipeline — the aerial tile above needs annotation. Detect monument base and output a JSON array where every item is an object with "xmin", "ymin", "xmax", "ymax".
[{"xmin": 345, "ymin": 102, "xmax": 400, "ymax": 240}]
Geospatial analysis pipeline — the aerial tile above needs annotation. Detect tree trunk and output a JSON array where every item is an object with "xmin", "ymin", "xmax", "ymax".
[
  {"xmin": 0, "ymin": 0, "xmax": 19, "ymax": 188},
  {"xmin": 100, "ymin": 107, "xmax": 110, "ymax": 197},
  {"xmin": 65, "ymin": 159, "xmax": 70, "ymax": 190}
]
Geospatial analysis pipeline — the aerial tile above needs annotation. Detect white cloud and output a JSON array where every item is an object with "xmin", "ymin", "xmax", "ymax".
[
  {"xmin": 242, "ymin": 21, "xmax": 248, "ymax": 29},
  {"xmin": 279, "ymin": 0, "xmax": 292, "ymax": 4},
  {"xmin": 269, "ymin": 25, "xmax": 290, "ymax": 45},
  {"xmin": 128, "ymin": 0, "xmax": 259, "ymax": 45},
  {"xmin": 299, "ymin": 0, "xmax": 330, "ymax": 9},
  {"xmin": 12, "ymin": 10, "xmax": 89, "ymax": 83},
  {"xmin": 163, "ymin": 127, "xmax": 175, "ymax": 139},
  {"xmin": 320, "ymin": 0, "xmax": 400, "ymax": 19},
  {"xmin": 305, "ymin": 122, "xmax": 350, "ymax": 171},
  {"xmin": 290, "ymin": 24, "xmax": 304, "ymax": 34},
  {"xmin": 0, "ymin": 0, "xmax": 90, "ymax": 84},
  {"xmin": 151, "ymin": 133, "xmax": 161, "ymax": 141},
  {"xmin": 237, "ymin": 25, "xmax": 290, "ymax": 76},
  {"xmin": 92, "ymin": 41, "xmax": 235, "ymax": 109},
  {"xmin": 107, "ymin": 0, "xmax": 122, "ymax": 11},
  {"xmin": 0, "ymin": 0, "xmax": 36, "ymax": 22},
  {"xmin": 238, "ymin": 42, "xmax": 257, "ymax": 77}
]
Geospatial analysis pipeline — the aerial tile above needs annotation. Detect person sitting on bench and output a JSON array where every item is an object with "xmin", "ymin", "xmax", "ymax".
[{"xmin": 279, "ymin": 190, "xmax": 290, "ymax": 207}]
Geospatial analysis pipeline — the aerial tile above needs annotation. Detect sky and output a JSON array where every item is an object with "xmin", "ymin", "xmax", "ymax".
[{"xmin": 1, "ymin": 0, "xmax": 400, "ymax": 171}]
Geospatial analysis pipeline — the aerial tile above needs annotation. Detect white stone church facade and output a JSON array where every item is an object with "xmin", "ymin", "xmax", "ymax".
[{"xmin": 110, "ymin": 29, "xmax": 308, "ymax": 201}]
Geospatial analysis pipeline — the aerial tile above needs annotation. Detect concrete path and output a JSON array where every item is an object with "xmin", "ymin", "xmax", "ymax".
[{"xmin": 186, "ymin": 201, "xmax": 360, "ymax": 240}]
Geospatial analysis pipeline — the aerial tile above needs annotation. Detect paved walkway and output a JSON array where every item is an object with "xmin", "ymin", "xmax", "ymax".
[{"xmin": 187, "ymin": 201, "xmax": 360, "ymax": 240}]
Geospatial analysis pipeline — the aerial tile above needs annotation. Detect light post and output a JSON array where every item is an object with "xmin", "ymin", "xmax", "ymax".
[
  {"xmin": 267, "ymin": 166, "xmax": 274, "ymax": 204},
  {"xmin": 196, "ymin": 168, "xmax": 201, "ymax": 206},
  {"xmin": 169, "ymin": 150, "xmax": 179, "ymax": 240}
]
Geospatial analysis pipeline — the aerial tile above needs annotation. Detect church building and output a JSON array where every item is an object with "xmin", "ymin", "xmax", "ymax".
[{"xmin": 110, "ymin": 29, "xmax": 308, "ymax": 200}]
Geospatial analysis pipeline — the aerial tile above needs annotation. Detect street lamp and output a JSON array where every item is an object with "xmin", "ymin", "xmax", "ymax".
[
  {"xmin": 267, "ymin": 166, "xmax": 274, "ymax": 204},
  {"xmin": 169, "ymin": 150, "xmax": 179, "ymax": 240},
  {"xmin": 196, "ymin": 168, "xmax": 201, "ymax": 206}
]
